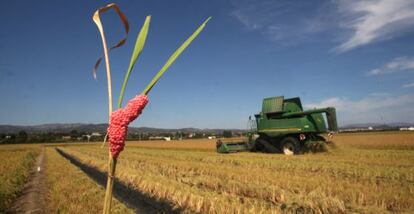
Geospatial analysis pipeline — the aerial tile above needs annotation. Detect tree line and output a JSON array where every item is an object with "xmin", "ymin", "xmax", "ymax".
[{"xmin": 0, "ymin": 130, "xmax": 236, "ymax": 144}]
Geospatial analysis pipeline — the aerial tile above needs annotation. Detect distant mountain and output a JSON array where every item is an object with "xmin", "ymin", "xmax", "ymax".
[
  {"xmin": 0, "ymin": 123, "xmax": 108, "ymax": 134},
  {"xmin": 2, "ymin": 122, "xmax": 413, "ymax": 134},
  {"xmin": 0, "ymin": 123, "xmax": 245, "ymax": 134}
]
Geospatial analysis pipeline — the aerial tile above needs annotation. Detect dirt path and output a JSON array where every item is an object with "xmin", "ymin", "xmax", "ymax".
[{"xmin": 8, "ymin": 147, "xmax": 46, "ymax": 214}]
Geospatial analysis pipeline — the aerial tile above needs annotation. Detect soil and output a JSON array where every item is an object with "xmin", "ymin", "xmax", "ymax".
[{"xmin": 7, "ymin": 147, "xmax": 46, "ymax": 214}]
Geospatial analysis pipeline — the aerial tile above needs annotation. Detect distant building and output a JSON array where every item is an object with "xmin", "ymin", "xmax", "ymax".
[
  {"xmin": 62, "ymin": 136, "xmax": 71, "ymax": 140},
  {"xmin": 149, "ymin": 136, "xmax": 171, "ymax": 141},
  {"xmin": 339, "ymin": 126, "xmax": 381, "ymax": 132},
  {"xmin": 400, "ymin": 127, "xmax": 414, "ymax": 131},
  {"xmin": 91, "ymin": 132, "xmax": 102, "ymax": 137},
  {"xmin": 82, "ymin": 134, "xmax": 92, "ymax": 142}
]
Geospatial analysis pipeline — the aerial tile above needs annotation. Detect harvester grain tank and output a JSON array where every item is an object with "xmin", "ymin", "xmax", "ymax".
[{"xmin": 216, "ymin": 96, "xmax": 338, "ymax": 155}]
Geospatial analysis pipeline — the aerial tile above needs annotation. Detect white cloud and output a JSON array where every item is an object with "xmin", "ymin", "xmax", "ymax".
[
  {"xmin": 305, "ymin": 94, "xmax": 414, "ymax": 125},
  {"xmin": 231, "ymin": 9, "xmax": 261, "ymax": 30},
  {"xmin": 368, "ymin": 92, "xmax": 390, "ymax": 96},
  {"xmin": 230, "ymin": 0, "xmax": 414, "ymax": 52},
  {"xmin": 306, "ymin": 95, "xmax": 413, "ymax": 112},
  {"xmin": 230, "ymin": 0, "xmax": 334, "ymax": 45},
  {"xmin": 336, "ymin": 0, "xmax": 414, "ymax": 52},
  {"xmin": 367, "ymin": 56, "xmax": 414, "ymax": 75},
  {"xmin": 403, "ymin": 82, "xmax": 414, "ymax": 88}
]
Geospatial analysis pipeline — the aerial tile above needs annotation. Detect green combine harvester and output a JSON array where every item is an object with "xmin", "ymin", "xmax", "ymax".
[{"xmin": 216, "ymin": 96, "xmax": 338, "ymax": 155}]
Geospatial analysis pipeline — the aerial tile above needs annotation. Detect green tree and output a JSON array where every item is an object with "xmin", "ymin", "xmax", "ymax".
[
  {"xmin": 70, "ymin": 130, "xmax": 79, "ymax": 140},
  {"xmin": 223, "ymin": 130, "xmax": 232, "ymax": 138},
  {"xmin": 16, "ymin": 130, "xmax": 28, "ymax": 143}
]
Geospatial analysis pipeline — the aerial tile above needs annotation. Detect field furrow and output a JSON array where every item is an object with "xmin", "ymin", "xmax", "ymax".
[{"xmin": 0, "ymin": 145, "xmax": 40, "ymax": 211}]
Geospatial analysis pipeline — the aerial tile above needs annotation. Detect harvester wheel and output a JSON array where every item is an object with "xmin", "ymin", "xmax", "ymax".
[
  {"xmin": 252, "ymin": 138, "xmax": 265, "ymax": 152},
  {"xmin": 281, "ymin": 137, "xmax": 299, "ymax": 155},
  {"xmin": 255, "ymin": 137, "xmax": 280, "ymax": 153}
]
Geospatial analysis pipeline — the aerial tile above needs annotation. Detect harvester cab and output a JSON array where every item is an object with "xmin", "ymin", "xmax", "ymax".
[{"xmin": 216, "ymin": 96, "xmax": 338, "ymax": 155}]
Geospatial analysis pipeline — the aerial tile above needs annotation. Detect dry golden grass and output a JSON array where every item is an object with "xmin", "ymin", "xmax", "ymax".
[
  {"xmin": 0, "ymin": 144, "xmax": 40, "ymax": 211},
  {"xmin": 57, "ymin": 131, "xmax": 414, "ymax": 213},
  {"xmin": 125, "ymin": 137, "xmax": 246, "ymax": 151},
  {"xmin": 333, "ymin": 131, "xmax": 414, "ymax": 150},
  {"xmin": 45, "ymin": 147, "xmax": 133, "ymax": 213},
  {"xmin": 127, "ymin": 138, "xmax": 216, "ymax": 150}
]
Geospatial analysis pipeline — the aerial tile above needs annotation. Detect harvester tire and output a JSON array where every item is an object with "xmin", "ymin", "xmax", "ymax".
[
  {"xmin": 255, "ymin": 138, "xmax": 279, "ymax": 153},
  {"xmin": 281, "ymin": 137, "xmax": 299, "ymax": 155},
  {"xmin": 252, "ymin": 138, "xmax": 265, "ymax": 152}
]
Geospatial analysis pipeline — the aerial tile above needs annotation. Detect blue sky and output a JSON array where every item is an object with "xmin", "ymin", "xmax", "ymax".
[{"xmin": 1, "ymin": 0, "xmax": 414, "ymax": 128}]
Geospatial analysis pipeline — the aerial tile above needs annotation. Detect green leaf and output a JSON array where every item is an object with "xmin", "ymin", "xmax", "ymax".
[
  {"xmin": 118, "ymin": 16, "xmax": 151, "ymax": 108},
  {"xmin": 142, "ymin": 17, "xmax": 211, "ymax": 95}
]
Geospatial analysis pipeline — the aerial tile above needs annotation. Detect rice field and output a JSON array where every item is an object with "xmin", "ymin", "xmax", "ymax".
[
  {"xmin": 57, "ymin": 132, "xmax": 414, "ymax": 213},
  {"xmin": 0, "ymin": 144, "xmax": 40, "ymax": 211},
  {"xmin": 1, "ymin": 131, "xmax": 413, "ymax": 213},
  {"xmin": 45, "ymin": 147, "xmax": 133, "ymax": 213}
]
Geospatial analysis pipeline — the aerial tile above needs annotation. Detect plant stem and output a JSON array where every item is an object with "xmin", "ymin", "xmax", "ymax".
[
  {"xmin": 99, "ymin": 17, "xmax": 115, "ymax": 214},
  {"xmin": 93, "ymin": 4, "xmax": 130, "ymax": 213},
  {"xmin": 98, "ymin": 15, "xmax": 114, "ymax": 214},
  {"xmin": 103, "ymin": 155, "xmax": 117, "ymax": 214},
  {"xmin": 99, "ymin": 34, "xmax": 113, "ymax": 116}
]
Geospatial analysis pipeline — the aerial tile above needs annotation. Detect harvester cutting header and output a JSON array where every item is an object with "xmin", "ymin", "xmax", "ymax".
[{"xmin": 217, "ymin": 96, "xmax": 338, "ymax": 155}]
